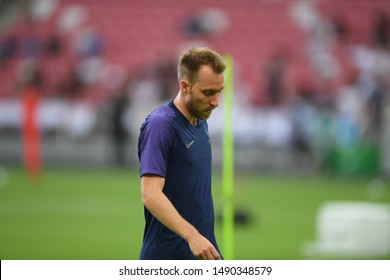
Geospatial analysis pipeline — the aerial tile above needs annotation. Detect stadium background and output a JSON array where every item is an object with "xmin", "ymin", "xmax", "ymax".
[{"xmin": 0, "ymin": 0, "xmax": 389, "ymax": 259}]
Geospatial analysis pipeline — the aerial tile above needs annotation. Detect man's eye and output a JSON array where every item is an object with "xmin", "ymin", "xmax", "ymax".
[{"xmin": 203, "ymin": 90, "xmax": 222, "ymax": 96}]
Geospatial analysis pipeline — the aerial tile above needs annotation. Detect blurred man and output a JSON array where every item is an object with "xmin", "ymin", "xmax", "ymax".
[{"xmin": 138, "ymin": 47, "xmax": 226, "ymax": 260}]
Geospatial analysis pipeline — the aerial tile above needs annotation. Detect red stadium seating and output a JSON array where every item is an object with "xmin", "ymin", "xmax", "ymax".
[{"xmin": 0, "ymin": 0, "xmax": 389, "ymax": 103}]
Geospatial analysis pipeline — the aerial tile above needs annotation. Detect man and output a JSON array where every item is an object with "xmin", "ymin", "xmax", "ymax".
[{"xmin": 138, "ymin": 47, "xmax": 226, "ymax": 260}]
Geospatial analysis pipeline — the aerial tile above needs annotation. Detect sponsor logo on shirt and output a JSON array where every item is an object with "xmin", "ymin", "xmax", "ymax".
[{"xmin": 186, "ymin": 140, "xmax": 195, "ymax": 149}]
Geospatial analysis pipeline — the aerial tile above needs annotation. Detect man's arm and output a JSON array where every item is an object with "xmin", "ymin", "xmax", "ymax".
[{"xmin": 141, "ymin": 174, "xmax": 221, "ymax": 260}]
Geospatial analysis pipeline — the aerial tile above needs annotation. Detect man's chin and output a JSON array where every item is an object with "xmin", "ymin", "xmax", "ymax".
[
  {"xmin": 193, "ymin": 109, "xmax": 212, "ymax": 121},
  {"xmin": 199, "ymin": 112, "xmax": 212, "ymax": 120}
]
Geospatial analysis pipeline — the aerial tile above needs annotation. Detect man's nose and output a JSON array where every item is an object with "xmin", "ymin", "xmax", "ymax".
[{"xmin": 210, "ymin": 94, "xmax": 219, "ymax": 108}]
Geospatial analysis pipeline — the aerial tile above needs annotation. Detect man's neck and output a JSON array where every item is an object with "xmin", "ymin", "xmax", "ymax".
[{"xmin": 173, "ymin": 94, "xmax": 198, "ymax": 126}]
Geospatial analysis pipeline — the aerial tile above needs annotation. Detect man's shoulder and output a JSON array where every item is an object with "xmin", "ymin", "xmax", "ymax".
[
  {"xmin": 150, "ymin": 103, "xmax": 175, "ymax": 119},
  {"xmin": 143, "ymin": 103, "xmax": 176, "ymax": 130},
  {"xmin": 148, "ymin": 103, "xmax": 175, "ymax": 122}
]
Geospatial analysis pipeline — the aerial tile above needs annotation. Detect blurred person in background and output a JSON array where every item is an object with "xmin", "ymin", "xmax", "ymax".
[
  {"xmin": 17, "ymin": 59, "xmax": 43, "ymax": 182},
  {"xmin": 110, "ymin": 80, "xmax": 131, "ymax": 166},
  {"xmin": 138, "ymin": 47, "xmax": 226, "ymax": 260}
]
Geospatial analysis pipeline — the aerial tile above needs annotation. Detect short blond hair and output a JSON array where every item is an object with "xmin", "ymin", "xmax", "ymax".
[{"xmin": 177, "ymin": 47, "xmax": 226, "ymax": 84}]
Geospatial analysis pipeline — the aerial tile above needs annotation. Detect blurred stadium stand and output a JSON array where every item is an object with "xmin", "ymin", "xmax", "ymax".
[{"xmin": 0, "ymin": 0, "xmax": 389, "ymax": 175}]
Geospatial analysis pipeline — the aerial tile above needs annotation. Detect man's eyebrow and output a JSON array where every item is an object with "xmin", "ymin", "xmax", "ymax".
[{"xmin": 202, "ymin": 87, "xmax": 224, "ymax": 93}]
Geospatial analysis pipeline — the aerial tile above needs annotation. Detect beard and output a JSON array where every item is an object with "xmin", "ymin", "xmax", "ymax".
[{"xmin": 186, "ymin": 93, "xmax": 212, "ymax": 120}]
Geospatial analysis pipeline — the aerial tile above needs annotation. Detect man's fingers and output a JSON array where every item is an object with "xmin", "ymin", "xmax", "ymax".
[
  {"xmin": 205, "ymin": 251, "xmax": 214, "ymax": 260},
  {"xmin": 197, "ymin": 250, "xmax": 220, "ymax": 260},
  {"xmin": 189, "ymin": 234, "xmax": 221, "ymax": 260},
  {"xmin": 209, "ymin": 248, "xmax": 221, "ymax": 260},
  {"xmin": 212, "ymin": 250, "xmax": 221, "ymax": 260}
]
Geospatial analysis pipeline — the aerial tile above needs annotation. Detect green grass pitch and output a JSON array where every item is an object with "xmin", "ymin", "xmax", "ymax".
[{"xmin": 0, "ymin": 167, "xmax": 389, "ymax": 260}]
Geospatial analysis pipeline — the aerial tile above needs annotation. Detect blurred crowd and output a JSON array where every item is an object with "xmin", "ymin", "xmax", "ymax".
[{"xmin": 0, "ymin": 0, "xmax": 389, "ymax": 172}]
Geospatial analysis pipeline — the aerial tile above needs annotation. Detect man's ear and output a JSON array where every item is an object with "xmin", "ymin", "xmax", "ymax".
[{"xmin": 180, "ymin": 79, "xmax": 190, "ymax": 94}]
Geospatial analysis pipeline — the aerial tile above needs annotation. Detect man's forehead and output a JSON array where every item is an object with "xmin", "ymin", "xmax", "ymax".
[
  {"xmin": 196, "ymin": 67, "xmax": 224, "ymax": 85},
  {"xmin": 197, "ymin": 64, "xmax": 221, "ymax": 76}
]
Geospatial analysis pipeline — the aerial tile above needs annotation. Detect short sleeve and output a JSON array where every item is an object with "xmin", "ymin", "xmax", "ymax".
[{"xmin": 138, "ymin": 116, "xmax": 175, "ymax": 178}]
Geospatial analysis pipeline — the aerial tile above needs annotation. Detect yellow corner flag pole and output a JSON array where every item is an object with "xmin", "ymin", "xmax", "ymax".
[{"xmin": 223, "ymin": 55, "xmax": 234, "ymax": 259}]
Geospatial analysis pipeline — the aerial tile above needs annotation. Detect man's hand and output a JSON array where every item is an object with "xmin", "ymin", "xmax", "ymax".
[
  {"xmin": 141, "ymin": 175, "xmax": 221, "ymax": 260},
  {"xmin": 187, "ymin": 233, "xmax": 221, "ymax": 260}
]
